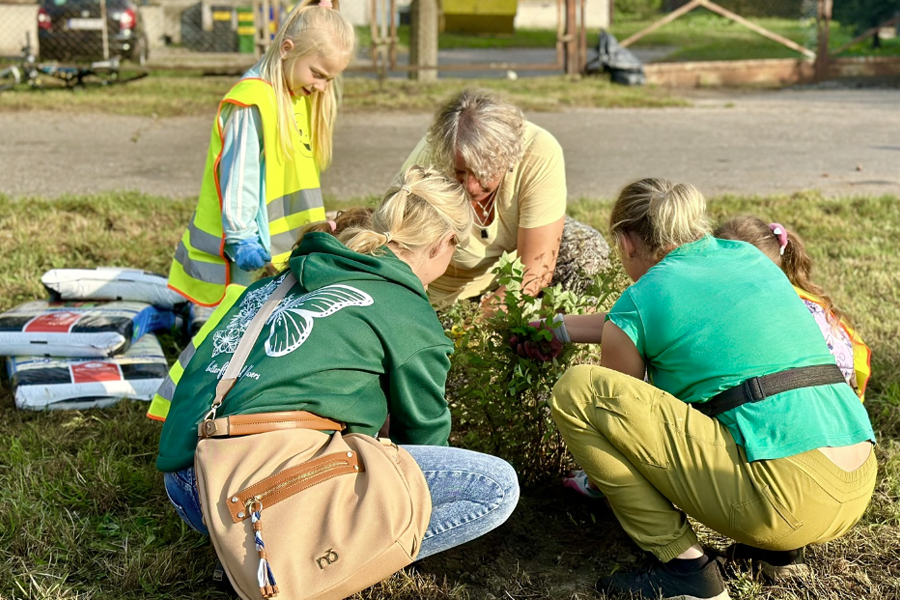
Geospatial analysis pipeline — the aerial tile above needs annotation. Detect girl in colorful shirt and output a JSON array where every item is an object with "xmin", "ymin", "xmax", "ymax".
[
  {"xmin": 168, "ymin": 0, "xmax": 355, "ymax": 307},
  {"xmin": 714, "ymin": 216, "xmax": 871, "ymax": 401}
]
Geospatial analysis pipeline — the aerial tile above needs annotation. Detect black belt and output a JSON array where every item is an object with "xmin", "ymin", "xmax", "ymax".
[{"xmin": 695, "ymin": 364, "xmax": 846, "ymax": 417}]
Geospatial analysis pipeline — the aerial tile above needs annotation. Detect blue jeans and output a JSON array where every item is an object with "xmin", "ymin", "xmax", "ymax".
[
  {"xmin": 163, "ymin": 444, "xmax": 519, "ymax": 560},
  {"xmin": 163, "ymin": 466, "xmax": 208, "ymax": 535}
]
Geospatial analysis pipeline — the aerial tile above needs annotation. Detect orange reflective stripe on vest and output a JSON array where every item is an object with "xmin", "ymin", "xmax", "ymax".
[{"xmin": 147, "ymin": 283, "xmax": 247, "ymax": 421}]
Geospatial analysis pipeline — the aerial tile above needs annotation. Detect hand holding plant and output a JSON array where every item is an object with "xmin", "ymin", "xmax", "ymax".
[
  {"xmin": 509, "ymin": 319, "xmax": 565, "ymax": 362},
  {"xmin": 443, "ymin": 252, "xmax": 627, "ymax": 485}
]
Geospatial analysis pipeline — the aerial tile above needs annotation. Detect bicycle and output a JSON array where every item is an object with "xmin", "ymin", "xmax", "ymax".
[{"xmin": 0, "ymin": 34, "xmax": 148, "ymax": 92}]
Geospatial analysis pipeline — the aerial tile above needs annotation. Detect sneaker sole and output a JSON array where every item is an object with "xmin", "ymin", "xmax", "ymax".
[{"xmin": 759, "ymin": 561, "xmax": 810, "ymax": 580}]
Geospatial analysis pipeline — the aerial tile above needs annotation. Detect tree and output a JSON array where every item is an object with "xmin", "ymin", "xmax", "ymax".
[
  {"xmin": 832, "ymin": 0, "xmax": 900, "ymax": 48},
  {"xmin": 409, "ymin": 0, "xmax": 439, "ymax": 82}
]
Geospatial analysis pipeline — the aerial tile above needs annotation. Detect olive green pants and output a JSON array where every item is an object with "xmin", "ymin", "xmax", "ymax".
[{"xmin": 550, "ymin": 365, "xmax": 877, "ymax": 562}]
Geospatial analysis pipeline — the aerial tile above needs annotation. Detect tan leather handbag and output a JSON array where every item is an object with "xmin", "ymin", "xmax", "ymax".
[{"xmin": 191, "ymin": 272, "xmax": 432, "ymax": 600}]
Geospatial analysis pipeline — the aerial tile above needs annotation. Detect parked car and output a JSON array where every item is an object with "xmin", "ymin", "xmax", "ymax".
[{"xmin": 37, "ymin": 0, "xmax": 148, "ymax": 65}]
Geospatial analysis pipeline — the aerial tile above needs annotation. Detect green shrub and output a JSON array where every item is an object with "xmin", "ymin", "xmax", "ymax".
[
  {"xmin": 443, "ymin": 254, "xmax": 628, "ymax": 486},
  {"xmin": 833, "ymin": 0, "xmax": 900, "ymax": 38}
]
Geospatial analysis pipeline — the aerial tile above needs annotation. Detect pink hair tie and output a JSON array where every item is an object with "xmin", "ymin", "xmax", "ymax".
[
  {"xmin": 769, "ymin": 222, "xmax": 788, "ymax": 256},
  {"xmin": 326, "ymin": 219, "xmax": 337, "ymax": 233},
  {"xmin": 318, "ymin": 0, "xmax": 334, "ymax": 7}
]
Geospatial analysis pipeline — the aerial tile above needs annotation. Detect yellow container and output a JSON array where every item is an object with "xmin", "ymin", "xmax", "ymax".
[{"xmin": 442, "ymin": 0, "xmax": 517, "ymax": 34}]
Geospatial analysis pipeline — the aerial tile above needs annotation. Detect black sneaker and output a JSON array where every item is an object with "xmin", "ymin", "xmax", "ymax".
[
  {"xmin": 725, "ymin": 544, "xmax": 808, "ymax": 580},
  {"xmin": 597, "ymin": 556, "xmax": 731, "ymax": 600}
]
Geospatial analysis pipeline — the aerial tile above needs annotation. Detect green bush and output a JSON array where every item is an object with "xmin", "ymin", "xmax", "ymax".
[
  {"xmin": 833, "ymin": 0, "xmax": 900, "ymax": 37},
  {"xmin": 442, "ymin": 254, "xmax": 628, "ymax": 486}
]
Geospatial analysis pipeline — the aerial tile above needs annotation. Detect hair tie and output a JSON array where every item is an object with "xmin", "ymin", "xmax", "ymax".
[
  {"xmin": 400, "ymin": 185, "xmax": 412, "ymax": 195},
  {"xmin": 326, "ymin": 219, "xmax": 337, "ymax": 233},
  {"xmin": 318, "ymin": 0, "xmax": 334, "ymax": 7},
  {"xmin": 769, "ymin": 222, "xmax": 788, "ymax": 256},
  {"xmin": 383, "ymin": 231, "xmax": 393, "ymax": 243}
]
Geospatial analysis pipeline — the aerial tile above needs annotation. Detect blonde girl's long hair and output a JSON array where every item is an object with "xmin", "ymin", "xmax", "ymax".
[
  {"xmin": 609, "ymin": 178, "xmax": 711, "ymax": 262},
  {"xmin": 427, "ymin": 88, "xmax": 526, "ymax": 185},
  {"xmin": 714, "ymin": 215, "xmax": 849, "ymax": 327},
  {"xmin": 338, "ymin": 165, "xmax": 473, "ymax": 258},
  {"xmin": 258, "ymin": 0, "xmax": 354, "ymax": 171}
]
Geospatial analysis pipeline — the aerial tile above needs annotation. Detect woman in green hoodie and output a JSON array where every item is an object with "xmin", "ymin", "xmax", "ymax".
[{"xmin": 158, "ymin": 165, "xmax": 519, "ymax": 564}]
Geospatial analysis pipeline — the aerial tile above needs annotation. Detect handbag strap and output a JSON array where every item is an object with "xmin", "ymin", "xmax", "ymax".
[
  {"xmin": 202, "ymin": 272, "xmax": 297, "ymax": 423},
  {"xmin": 199, "ymin": 410, "xmax": 345, "ymax": 438}
]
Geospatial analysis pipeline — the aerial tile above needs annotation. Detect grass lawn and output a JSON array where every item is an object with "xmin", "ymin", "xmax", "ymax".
[
  {"xmin": 0, "ymin": 73, "xmax": 687, "ymax": 117},
  {"xmin": 356, "ymin": 19, "xmax": 900, "ymax": 59},
  {"xmin": 0, "ymin": 191, "xmax": 898, "ymax": 599},
  {"xmin": 608, "ymin": 12, "xmax": 900, "ymax": 62},
  {"xmin": 608, "ymin": 12, "xmax": 817, "ymax": 62},
  {"xmin": 828, "ymin": 28, "xmax": 900, "ymax": 58}
]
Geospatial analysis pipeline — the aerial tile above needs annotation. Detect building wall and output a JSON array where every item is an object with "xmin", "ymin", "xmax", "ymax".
[
  {"xmin": 343, "ymin": 0, "xmax": 610, "ymax": 30},
  {"xmin": 0, "ymin": 5, "xmax": 38, "ymax": 57},
  {"xmin": 515, "ymin": 0, "xmax": 610, "ymax": 30}
]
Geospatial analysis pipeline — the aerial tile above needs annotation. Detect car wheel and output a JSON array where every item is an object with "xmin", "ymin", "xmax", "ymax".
[{"xmin": 130, "ymin": 34, "xmax": 148, "ymax": 66}]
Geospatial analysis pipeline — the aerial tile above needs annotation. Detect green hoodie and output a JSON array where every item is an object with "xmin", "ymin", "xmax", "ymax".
[{"xmin": 157, "ymin": 232, "xmax": 453, "ymax": 472}]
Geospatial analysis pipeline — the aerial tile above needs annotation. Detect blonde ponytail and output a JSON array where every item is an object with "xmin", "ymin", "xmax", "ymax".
[
  {"xmin": 610, "ymin": 178, "xmax": 711, "ymax": 261},
  {"xmin": 339, "ymin": 166, "xmax": 473, "ymax": 257},
  {"xmin": 258, "ymin": 0, "xmax": 354, "ymax": 170}
]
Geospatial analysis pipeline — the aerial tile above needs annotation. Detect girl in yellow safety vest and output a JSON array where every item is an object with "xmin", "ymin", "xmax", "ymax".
[
  {"xmin": 715, "ymin": 216, "xmax": 871, "ymax": 401},
  {"xmin": 167, "ymin": 0, "xmax": 355, "ymax": 308},
  {"xmin": 148, "ymin": 208, "xmax": 374, "ymax": 422}
]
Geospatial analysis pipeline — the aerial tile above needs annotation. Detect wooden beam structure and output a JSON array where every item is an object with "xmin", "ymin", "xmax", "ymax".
[
  {"xmin": 620, "ymin": 0, "xmax": 816, "ymax": 60},
  {"xmin": 409, "ymin": 0, "xmax": 439, "ymax": 82},
  {"xmin": 815, "ymin": 0, "xmax": 831, "ymax": 80},
  {"xmin": 831, "ymin": 15, "xmax": 900, "ymax": 58},
  {"xmin": 620, "ymin": 0, "xmax": 702, "ymax": 48},
  {"xmin": 700, "ymin": 0, "xmax": 815, "ymax": 59}
]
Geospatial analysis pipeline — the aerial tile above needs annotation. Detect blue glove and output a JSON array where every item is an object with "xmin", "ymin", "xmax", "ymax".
[{"xmin": 231, "ymin": 239, "xmax": 271, "ymax": 271}]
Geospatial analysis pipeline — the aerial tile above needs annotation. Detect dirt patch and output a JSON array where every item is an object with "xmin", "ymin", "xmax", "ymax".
[{"xmin": 413, "ymin": 484, "xmax": 637, "ymax": 599}]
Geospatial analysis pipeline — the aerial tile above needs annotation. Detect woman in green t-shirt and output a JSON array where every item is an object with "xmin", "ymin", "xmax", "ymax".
[{"xmin": 547, "ymin": 178, "xmax": 876, "ymax": 600}]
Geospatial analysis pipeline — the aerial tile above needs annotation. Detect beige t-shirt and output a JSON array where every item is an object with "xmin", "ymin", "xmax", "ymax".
[{"xmin": 401, "ymin": 122, "xmax": 567, "ymax": 308}]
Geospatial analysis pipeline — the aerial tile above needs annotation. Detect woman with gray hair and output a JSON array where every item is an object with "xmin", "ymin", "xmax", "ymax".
[{"xmin": 400, "ymin": 88, "xmax": 608, "ymax": 311}]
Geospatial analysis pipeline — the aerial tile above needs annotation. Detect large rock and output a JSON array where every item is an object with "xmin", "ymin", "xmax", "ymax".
[{"xmin": 551, "ymin": 216, "xmax": 611, "ymax": 295}]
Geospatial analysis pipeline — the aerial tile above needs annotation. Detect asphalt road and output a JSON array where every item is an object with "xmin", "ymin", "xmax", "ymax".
[{"xmin": 1, "ymin": 87, "xmax": 898, "ymax": 200}]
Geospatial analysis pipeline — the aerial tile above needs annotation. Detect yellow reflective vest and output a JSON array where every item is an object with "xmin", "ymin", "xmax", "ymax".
[
  {"xmin": 167, "ymin": 77, "xmax": 326, "ymax": 307},
  {"xmin": 147, "ymin": 283, "xmax": 246, "ymax": 421}
]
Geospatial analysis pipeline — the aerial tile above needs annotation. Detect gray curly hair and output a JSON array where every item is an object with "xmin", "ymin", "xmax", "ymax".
[{"xmin": 426, "ymin": 89, "xmax": 526, "ymax": 185}]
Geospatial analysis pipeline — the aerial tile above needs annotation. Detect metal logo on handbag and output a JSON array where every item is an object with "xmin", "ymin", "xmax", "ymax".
[{"xmin": 191, "ymin": 272, "xmax": 433, "ymax": 600}]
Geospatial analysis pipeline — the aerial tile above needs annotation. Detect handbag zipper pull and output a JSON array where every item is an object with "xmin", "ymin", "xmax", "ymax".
[{"xmin": 248, "ymin": 499, "xmax": 279, "ymax": 598}]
